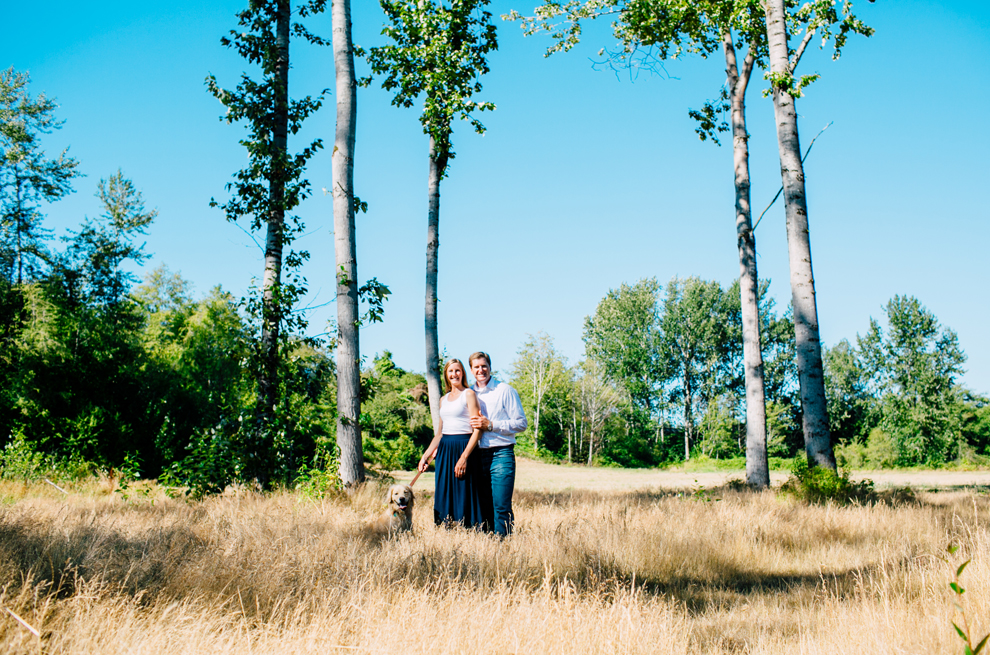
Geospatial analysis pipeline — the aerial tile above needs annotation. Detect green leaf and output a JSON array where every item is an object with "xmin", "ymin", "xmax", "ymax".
[
  {"xmin": 950, "ymin": 582, "xmax": 965, "ymax": 595},
  {"xmin": 956, "ymin": 559, "xmax": 971, "ymax": 578},
  {"xmin": 954, "ymin": 622, "xmax": 968, "ymax": 640},
  {"xmin": 949, "ymin": 544, "xmax": 959, "ymax": 555},
  {"xmin": 974, "ymin": 635, "xmax": 989, "ymax": 655}
]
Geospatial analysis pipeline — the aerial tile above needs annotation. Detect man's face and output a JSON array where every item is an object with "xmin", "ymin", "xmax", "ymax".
[{"xmin": 471, "ymin": 358, "xmax": 491, "ymax": 386}]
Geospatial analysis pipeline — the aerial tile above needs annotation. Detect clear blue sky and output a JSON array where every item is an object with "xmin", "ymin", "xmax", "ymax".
[{"xmin": 4, "ymin": 1, "xmax": 989, "ymax": 393}]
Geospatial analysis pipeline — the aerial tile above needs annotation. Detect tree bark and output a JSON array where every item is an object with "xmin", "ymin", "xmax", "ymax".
[
  {"xmin": 682, "ymin": 352, "xmax": 693, "ymax": 461},
  {"xmin": 723, "ymin": 32, "xmax": 769, "ymax": 488},
  {"xmin": 259, "ymin": 0, "xmax": 289, "ymax": 418},
  {"xmin": 15, "ymin": 176, "xmax": 23, "ymax": 285},
  {"xmin": 764, "ymin": 0, "xmax": 836, "ymax": 470},
  {"xmin": 424, "ymin": 136, "xmax": 446, "ymax": 430},
  {"xmin": 332, "ymin": 0, "xmax": 365, "ymax": 487}
]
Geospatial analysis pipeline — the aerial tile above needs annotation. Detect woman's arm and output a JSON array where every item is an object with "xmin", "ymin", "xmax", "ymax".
[
  {"xmin": 419, "ymin": 412, "xmax": 443, "ymax": 473},
  {"xmin": 455, "ymin": 390, "xmax": 483, "ymax": 479}
]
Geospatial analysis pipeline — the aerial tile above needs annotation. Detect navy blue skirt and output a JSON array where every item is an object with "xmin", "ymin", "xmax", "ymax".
[{"xmin": 433, "ymin": 434, "xmax": 484, "ymax": 528}]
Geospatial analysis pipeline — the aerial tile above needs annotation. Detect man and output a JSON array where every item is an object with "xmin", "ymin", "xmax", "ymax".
[{"xmin": 468, "ymin": 351, "xmax": 527, "ymax": 536}]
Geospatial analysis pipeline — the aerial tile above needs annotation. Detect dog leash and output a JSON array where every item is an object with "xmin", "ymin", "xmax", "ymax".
[{"xmin": 408, "ymin": 469, "xmax": 423, "ymax": 487}]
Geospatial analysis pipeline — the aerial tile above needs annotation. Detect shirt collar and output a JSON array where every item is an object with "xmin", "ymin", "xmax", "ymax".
[{"xmin": 474, "ymin": 377, "xmax": 498, "ymax": 392}]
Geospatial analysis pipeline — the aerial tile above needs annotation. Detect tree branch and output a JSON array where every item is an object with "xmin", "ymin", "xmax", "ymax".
[
  {"xmin": 789, "ymin": 28, "xmax": 815, "ymax": 72},
  {"xmin": 738, "ymin": 49, "xmax": 756, "ymax": 101},
  {"xmin": 753, "ymin": 122, "xmax": 832, "ymax": 230}
]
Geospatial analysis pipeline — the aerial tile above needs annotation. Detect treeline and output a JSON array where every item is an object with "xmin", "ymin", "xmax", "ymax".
[
  {"xmin": 1, "ymin": 252, "xmax": 434, "ymax": 489},
  {"xmin": 506, "ymin": 278, "xmax": 990, "ymax": 469}
]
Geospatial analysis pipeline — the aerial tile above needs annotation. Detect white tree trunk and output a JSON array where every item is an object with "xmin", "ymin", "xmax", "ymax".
[
  {"xmin": 683, "ymin": 363, "xmax": 693, "ymax": 461},
  {"xmin": 332, "ymin": 0, "xmax": 365, "ymax": 486},
  {"xmin": 424, "ymin": 137, "xmax": 445, "ymax": 429},
  {"xmin": 723, "ymin": 32, "xmax": 769, "ymax": 488},
  {"xmin": 764, "ymin": 0, "xmax": 836, "ymax": 470}
]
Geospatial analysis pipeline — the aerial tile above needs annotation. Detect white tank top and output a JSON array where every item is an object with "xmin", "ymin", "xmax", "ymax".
[{"xmin": 439, "ymin": 391, "xmax": 473, "ymax": 435}]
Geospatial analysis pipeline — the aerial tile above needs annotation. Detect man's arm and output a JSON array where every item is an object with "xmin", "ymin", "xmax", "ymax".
[{"xmin": 490, "ymin": 384, "xmax": 527, "ymax": 436}]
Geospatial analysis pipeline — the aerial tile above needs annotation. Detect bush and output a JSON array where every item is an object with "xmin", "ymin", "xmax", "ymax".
[
  {"xmin": 780, "ymin": 457, "xmax": 875, "ymax": 504},
  {"xmin": 0, "ymin": 431, "xmax": 97, "ymax": 482},
  {"xmin": 0, "ymin": 432, "xmax": 48, "ymax": 480},
  {"xmin": 363, "ymin": 432, "xmax": 419, "ymax": 473},
  {"xmin": 835, "ymin": 440, "xmax": 868, "ymax": 469},
  {"xmin": 865, "ymin": 427, "xmax": 898, "ymax": 468},
  {"xmin": 294, "ymin": 448, "xmax": 343, "ymax": 499}
]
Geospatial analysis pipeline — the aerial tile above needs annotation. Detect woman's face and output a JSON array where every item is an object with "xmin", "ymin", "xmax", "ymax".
[{"xmin": 446, "ymin": 362, "xmax": 465, "ymax": 388}]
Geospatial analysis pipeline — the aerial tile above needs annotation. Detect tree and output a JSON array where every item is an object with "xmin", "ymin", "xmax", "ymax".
[
  {"xmin": 660, "ymin": 276, "xmax": 739, "ymax": 460},
  {"xmin": 368, "ymin": 0, "xmax": 497, "ymax": 428},
  {"xmin": 332, "ymin": 0, "xmax": 365, "ymax": 487},
  {"xmin": 63, "ymin": 170, "xmax": 156, "ymax": 307},
  {"xmin": 207, "ymin": 0, "xmax": 327, "ymax": 484},
  {"xmin": 762, "ymin": 0, "xmax": 873, "ymax": 470},
  {"xmin": 858, "ymin": 295, "xmax": 966, "ymax": 465},
  {"xmin": 822, "ymin": 338, "xmax": 871, "ymax": 445},
  {"xmin": 512, "ymin": 331, "xmax": 566, "ymax": 451},
  {"xmin": 9, "ymin": 171, "xmax": 161, "ymax": 471},
  {"xmin": 576, "ymin": 359, "xmax": 624, "ymax": 465},
  {"xmin": 583, "ymin": 278, "xmax": 666, "ymax": 429},
  {"xmin": 718, "ymin": 4, "xmax": 772, "ymax": 487},
  {"xmin": 0, "ymin": 67, "xmax": 80, "ymax": 284}
]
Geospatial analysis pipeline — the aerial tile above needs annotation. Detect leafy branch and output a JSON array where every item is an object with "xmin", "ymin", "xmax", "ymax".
[{"xmin": 947, "ymin": 544, "xmax": 989, "ymax": 655}]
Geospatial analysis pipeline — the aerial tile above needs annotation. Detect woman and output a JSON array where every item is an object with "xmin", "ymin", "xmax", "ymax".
[{"xmin": 418, "ymin": 358, "xmax": 484, "ymax": 528}]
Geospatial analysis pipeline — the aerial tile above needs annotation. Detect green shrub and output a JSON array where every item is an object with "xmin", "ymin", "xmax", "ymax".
[
  {"xmin": 363, "ymin": 432, "xmax": 419, "ymax": 472},
  {"xmin": 0, "ymin": 431, "xmax": 98, "ymax": 483},
  {"xmin": 865, "ymin": 427, "xmax": 898, "ymax": 468},
  {"xmin": 0, "ymin": 432, "xmax": 48, "ymax": 480},
  {"xmin": 835, "ymin": 440, "xmax": 868, "ymax": 469},
  {"xmin": 780, "ymin": 457, "xmax": 875, "ymax": 504},
  {"xmin": 294, "ymin": 447, "xmax": 343, "ymax": 499}
]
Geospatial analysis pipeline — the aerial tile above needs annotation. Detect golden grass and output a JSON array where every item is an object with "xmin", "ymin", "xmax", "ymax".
[{"xmin": 0, "ymin": 477, "xmax": 987, "ymax": 654}]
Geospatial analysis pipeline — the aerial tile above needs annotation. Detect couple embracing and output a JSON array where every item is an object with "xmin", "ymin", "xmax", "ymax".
[{"xmin": 417, "ymin": 351, "xmax": 527, "ymax": 536}]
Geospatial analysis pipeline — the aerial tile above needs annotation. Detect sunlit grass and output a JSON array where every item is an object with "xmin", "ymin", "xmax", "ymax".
[{"xmin": 0, "ymin": 476, "xmax": 987, "ymax": 654}]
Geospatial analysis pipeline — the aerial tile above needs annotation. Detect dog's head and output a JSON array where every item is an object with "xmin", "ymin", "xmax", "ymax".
[{"xmin": 387, "ymin": 484, "xmax": 414, "ymax": 512}]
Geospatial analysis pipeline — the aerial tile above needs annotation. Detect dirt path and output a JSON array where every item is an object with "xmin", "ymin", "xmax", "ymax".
[{"xmin": 393, "ymin": 458, "xmax": 990, "ymax": 493}]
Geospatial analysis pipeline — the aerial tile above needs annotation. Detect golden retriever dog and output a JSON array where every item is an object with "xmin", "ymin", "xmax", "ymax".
[{"xmin": 369, "ymin": 484, "xmax": 415, "ymax": 536}]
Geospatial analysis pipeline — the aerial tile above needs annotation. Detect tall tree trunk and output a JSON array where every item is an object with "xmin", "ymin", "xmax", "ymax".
[
  {"xmin": 332, "ymin": 0, "xmax": 365, "ymax": 486},
  {"xmin": 534, "ymin": 400, "xmax": 541, "ymax": 452},
  {"xmin": 252, "ymin": 0, "xmax": 289, "ymax": 485},
  {"xmin": 568, "ymin": 410, "xmax": 574, "ymax": 462},
  {"xmin": 424, "ymin": 136, "xmax": 446, "ymax": 429},
  {"xmin": 683, "ymin": 365, "xmax": 693, "ymax": 461},
  {"xmin": 15, "ymin": 176, "xmax": 23, "ymax": 285},
  {"xmin": 723, "ymin": 32, "xmax": 769, "ymax": 488},
  {"xmin": 764, "ymin": 0, "xmax": 836, "ymax": 470}
]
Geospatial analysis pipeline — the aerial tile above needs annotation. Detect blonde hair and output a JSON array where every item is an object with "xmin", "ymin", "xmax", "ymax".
[{"xmin": 441, "ymin": 359, "xmax": 467, "ymax": 394}]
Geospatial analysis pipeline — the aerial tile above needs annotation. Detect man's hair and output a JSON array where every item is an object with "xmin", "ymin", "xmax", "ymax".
[{"xmin": 468, "ymin": 351, "xmax": 491, "ymax": 367}]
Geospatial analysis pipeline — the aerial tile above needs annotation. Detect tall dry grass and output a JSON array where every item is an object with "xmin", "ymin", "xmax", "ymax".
[{"xmin": 0, "ymin": 479, "xmax": 987, "ymax": 654}]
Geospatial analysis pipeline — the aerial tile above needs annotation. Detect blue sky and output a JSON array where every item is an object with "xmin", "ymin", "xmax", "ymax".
[{"xmin": 4, "ymin": 1, "xmax": 989, "ymax": 394}]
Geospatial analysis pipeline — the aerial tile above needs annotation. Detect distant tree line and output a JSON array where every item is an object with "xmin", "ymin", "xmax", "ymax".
[{"xmin": 506, "ymin": 278, "xmax": 990, "ymax": 469}]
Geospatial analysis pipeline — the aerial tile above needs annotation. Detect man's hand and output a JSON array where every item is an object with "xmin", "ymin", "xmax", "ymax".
[{"xmin": 470, "ymin": 415, "xmax": 492, "ymax": 431}]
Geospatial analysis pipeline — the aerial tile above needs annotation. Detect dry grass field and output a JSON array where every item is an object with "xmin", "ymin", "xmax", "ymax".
[{"xmin": 1, "ymin": 465, "xmax": 988, "ymax": 654}]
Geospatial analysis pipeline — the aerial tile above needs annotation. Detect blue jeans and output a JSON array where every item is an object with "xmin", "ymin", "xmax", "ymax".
[{"xmin": 472, "ymin": 445, "xmax": 515, "ymax": 536}]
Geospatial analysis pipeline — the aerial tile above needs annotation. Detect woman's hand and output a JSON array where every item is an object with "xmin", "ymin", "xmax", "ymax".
[
  {"xmin": 454, "ymin": 457, "xmax": 468, "ymax": 479},
  {"xmin": 418, "ymin": 455, "xmax": 431, "ymax": 473}
]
